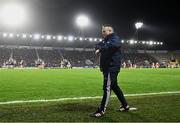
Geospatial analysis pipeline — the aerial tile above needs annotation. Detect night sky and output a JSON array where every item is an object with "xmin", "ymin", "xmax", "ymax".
[{"xmin": 0, "ymin": 0, "xmax": 179, "ymax": 49}]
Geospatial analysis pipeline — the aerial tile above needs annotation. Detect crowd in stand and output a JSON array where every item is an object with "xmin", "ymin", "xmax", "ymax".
[
  {"xmin": 0, "ymin": 47, "xmax": 176, "ymax": 68},
  {"xmin": 0, "ymin": 48, "xmax": 95, "ymax": 68},
  {"xmin": 121, "ymin": 53, "xmax": 158, "ymax": 68}
]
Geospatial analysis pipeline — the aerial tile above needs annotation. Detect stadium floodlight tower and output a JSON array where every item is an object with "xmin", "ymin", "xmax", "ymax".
[
  {"xmin": 76, "ymin": 14, "xmax": 90, "ymax": 37},
  {"xmin": 135, "ymin": 22, "xmax": 143, "ymax": 30},
  {"xmin": 75, "ymin": 14, "xmax": 90, "ymax": 48},
  {"xmin": 135, "ymin": 22, "xmax": 144, "ymax": 42}
]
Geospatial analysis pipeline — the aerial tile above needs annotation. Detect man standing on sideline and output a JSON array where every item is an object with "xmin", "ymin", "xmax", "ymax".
[{"xmin": 90, "ymin": 25, "xmax": 129, "ymax": 117}]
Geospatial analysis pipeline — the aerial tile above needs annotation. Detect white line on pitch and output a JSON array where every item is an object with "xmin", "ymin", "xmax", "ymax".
[{"xmin": 0, "ymin": 91, "xmax": 180, "ymax": 105}]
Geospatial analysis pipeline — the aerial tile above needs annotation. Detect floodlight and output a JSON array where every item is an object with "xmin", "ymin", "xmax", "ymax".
[
  {"xmin": 29, "ymin": 35, "xmax": 32, "ymax": 38},
  {"xmin": 79, "ymin": 37, "xmax": 83, "ymax": 41},
  {"xmin": 57, "ymin": 35, "xmax": 63, "ymax": 40},
  {"xmin": 22, "ymin": 34, "xmax": 27, "ymax": 38},
  {"xmin": 130, "ymin": 40, "xmax": 134, "ymax": 44},
  {"xmin": 135, "ymin": 22, "xmax": 143, "ymax": 29},
  {"xmin": 16, "ymin": 34, "xmax": 20, "ymax": 37},
  {"xmin": 76, "ymin": 15, "xmax": 89, "ymax": 28},
  {"xmin": 46, "ymin": 35, "xmax": 51, "ymax": 40},
  {"xmin": 64, "ymin": 37, "xmax": 67, "ymax": 40},
  {"xmin": 34, "ymin": 34, "xmax": 40, "ymax": 40},
  {"xmin": 9, "ymin": 33, "xmax": 14, "ymax": 38},
  {"xmin": 89, "ymin": 38, "xmax": 93, "ymax": 42},
  {"xmin": 149, "ymin": 41, "xmax": 153, "ymax": 45},
  {"xmin": 0, "ymin": 4, "xmax": 27, "ymax": 27},
  {"xmin": 68, "ymin": 36, "xmax": 74, "ymax": 41},
  {"xmin": 53, "ymin": 36, "xmax": 56, "ymax": 39},
  {"xmin": 3, "ymin": 33, "xmax": 7, "ymax": 37},
  {"xmin": 41, "ymin": 35, "xmax": 45, "ymax": 39}
]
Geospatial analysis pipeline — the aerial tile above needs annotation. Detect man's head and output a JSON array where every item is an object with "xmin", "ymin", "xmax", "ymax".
[{"xmin": 102, "ymin": 24, "xmax": 114, "ymax": 38}]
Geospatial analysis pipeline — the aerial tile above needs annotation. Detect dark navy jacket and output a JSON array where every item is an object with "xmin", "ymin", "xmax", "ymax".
[{"xmin": 95, "ymin": 33, "xmax": 122, "ymax": 72}]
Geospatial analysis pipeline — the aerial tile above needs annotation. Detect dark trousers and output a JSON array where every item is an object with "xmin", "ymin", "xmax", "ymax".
[{"xmin": 100, "ymin": 71, "xmax": 128, "ymax": 111}]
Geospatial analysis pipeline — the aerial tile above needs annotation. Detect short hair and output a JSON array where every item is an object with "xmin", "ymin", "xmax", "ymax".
[
  {"xmin": 102, "ymin": 24, "xmax": 114, "ymax": 29},
  {"xmin": 102, "ymin": 24, "xmax": 114, "ymax": 32}
]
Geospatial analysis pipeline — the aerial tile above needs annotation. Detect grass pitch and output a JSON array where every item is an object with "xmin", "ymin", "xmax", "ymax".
[{"xmin": 0, "ymin": 68, "xmax": 180, "ymax": 121}]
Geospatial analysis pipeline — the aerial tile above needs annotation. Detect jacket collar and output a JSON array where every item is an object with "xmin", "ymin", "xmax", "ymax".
[{"xmin": 104, "ymin": 33, "xmax": 116, "ymax": 40}]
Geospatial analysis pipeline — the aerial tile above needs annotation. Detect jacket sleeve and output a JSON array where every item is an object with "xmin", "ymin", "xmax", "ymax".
[{"xmin": 95, "ymin": 41, "xmax": 105, "ymax": 51}]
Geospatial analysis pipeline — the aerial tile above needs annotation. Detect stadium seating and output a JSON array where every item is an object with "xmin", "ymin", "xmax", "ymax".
[{"xmin": 0, "ymin": 46, "xmax": 158, "ymax": 68}]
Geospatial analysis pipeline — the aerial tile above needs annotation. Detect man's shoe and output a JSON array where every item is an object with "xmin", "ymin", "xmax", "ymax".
[
  {"xmin": 89, "ymin": 108, "xmax": 105, "ymax": 117},
  {"xmin": 116, "ymin": 105, "xmax": 130, "ymax": 112}
]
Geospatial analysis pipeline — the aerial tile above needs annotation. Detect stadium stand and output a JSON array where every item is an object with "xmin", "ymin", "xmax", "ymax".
[{"xmin": 1, "ymin": 45, "xmax": 173, "ymax": 68}]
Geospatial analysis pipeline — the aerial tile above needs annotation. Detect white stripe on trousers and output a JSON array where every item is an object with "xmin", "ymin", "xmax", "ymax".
[{"xmin": 104, "ymin": 73, "xmax": 111, "ymax": 108}]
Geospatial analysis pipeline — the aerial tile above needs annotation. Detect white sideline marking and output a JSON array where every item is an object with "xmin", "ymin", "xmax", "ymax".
[
  {"xmin": 129, "ymin": 107, "xmax": 137, "ymax": 111},
  {"xmin": 0, "ymin": 91, "xmax": 180, "ymax": 105}
]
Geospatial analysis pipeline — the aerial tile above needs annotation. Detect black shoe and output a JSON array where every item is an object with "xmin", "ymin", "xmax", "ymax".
[
  {"xmin": 116, "ymin": 105, "xmax": 130, "ymax": 112},
  {"xmin": 89, "ymin": 108, "xmax": 105, "ymax": 117}
]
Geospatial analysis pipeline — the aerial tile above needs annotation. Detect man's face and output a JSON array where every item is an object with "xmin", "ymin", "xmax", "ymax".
[{"xmin": 102, "ymin": 27, "xmax": 112, "ymax": 38}]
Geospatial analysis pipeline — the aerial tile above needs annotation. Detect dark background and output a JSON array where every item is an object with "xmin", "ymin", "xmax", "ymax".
[{"xmin": 0, "ymin": 0, "xmax": 179, "ymax": 50}]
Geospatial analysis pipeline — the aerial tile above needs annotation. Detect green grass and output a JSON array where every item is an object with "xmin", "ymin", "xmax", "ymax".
[
  {"xmin": 0, "ymin": 68, "xmax": 180, "ymax": 121},
  {"xmin": 0, "ymin": 94, "xmax": 180, "ymax": 122}
]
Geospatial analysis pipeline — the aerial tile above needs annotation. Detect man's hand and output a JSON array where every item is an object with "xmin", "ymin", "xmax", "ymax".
[{"xmin": 95, "ymin": 49, "xmax": 100, "ymax": 55}]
